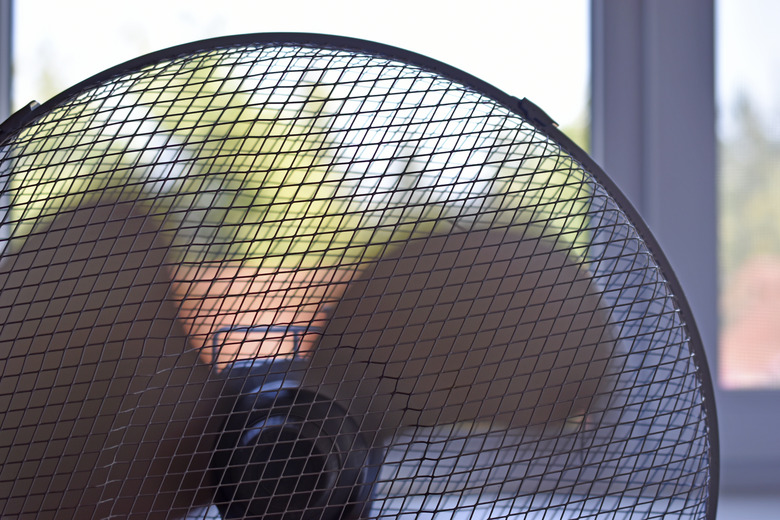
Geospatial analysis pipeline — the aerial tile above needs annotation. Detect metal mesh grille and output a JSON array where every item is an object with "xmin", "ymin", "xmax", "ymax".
[{"xmin": 0, "ymin": 38, "xmax": 713, "ymax": 519}]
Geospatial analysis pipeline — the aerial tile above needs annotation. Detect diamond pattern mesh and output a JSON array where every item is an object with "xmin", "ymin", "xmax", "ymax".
[{"xmin": 0, "ymin": 37, "xmax": 714, "ymax": 519}]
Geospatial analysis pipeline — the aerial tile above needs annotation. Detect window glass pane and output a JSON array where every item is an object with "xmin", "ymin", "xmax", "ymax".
[
  {"xmin": 12, "ymin": 1, "xmax": 590, "ymax": 147},
  {"xmin": 718, "ymin": 0, "xmax": 780, "ymax": 389}
]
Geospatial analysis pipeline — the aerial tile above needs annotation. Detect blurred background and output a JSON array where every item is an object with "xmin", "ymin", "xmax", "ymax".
[{"xmin": 0, "ymin": 0, "xmax": 777, "ymax": 516}]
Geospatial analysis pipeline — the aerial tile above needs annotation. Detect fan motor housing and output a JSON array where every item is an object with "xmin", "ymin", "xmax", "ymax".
[{"xmin": 212, "ymin": 357, "xmax": 377, "ymax": 520}]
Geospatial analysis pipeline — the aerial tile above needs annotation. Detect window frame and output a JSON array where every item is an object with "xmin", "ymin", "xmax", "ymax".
[
  {"xmin": 591, "ymin": 0, "xmax": 780, "ymax": 493},
  {"xmin": 0, "ymin": 0, "xmax": 11, "ymax": 121}
]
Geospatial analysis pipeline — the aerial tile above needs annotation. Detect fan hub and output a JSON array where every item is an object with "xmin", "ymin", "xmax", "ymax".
[
  {"xmin": 213, "ymin": 358, "xmax": 375, "ymax": 520},
  {"xmin": 231, "ymin": 417, "xmax": 338, "ymax": 515}
]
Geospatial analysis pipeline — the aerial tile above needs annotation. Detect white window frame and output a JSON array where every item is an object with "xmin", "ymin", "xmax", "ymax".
[
  {"xmin": 0, "ymin": 0, "xmax": 11, "ymax": 121},
  {"xmin": 591, "ymin": 0, "xmax": 779, "ymax": 493}
]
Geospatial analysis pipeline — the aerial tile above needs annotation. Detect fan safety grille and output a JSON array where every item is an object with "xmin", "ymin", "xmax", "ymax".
[{"xmin": 0, "ymin": 35, "xmax": 715, "ymax": 520}]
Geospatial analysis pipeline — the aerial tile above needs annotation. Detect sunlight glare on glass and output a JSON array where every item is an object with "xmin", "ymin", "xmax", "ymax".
[{"xmin": 12, "ymin": 0, "xmax": 589, "ymax": 129}]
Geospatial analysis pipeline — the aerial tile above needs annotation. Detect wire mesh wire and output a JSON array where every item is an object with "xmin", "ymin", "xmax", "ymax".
[{"xmin": 0, "ymin": 36, "xmax": 714, "ymax": 520}]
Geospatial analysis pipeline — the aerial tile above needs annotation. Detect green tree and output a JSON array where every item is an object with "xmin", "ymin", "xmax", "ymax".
[{"xmin": 719, "ymin": 94, "xmax": 780, "ymax": 286}]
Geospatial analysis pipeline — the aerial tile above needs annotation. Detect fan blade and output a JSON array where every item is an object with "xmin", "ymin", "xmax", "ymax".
[
  {"xmin": 305, "ymin": 228, "xmax": 618, "ymax": 440},
  {"xmin": 0, "ymin": 200, "xmax": 225, "ymax": 518}
]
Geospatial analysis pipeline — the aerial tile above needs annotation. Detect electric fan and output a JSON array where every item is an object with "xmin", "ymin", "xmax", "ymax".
[{"xmin": 0, "ymin": 34, "xmax": 717, "ymax": 519}]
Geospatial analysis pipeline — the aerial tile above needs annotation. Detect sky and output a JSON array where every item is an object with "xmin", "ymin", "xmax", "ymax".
[
  {"xmin": 12, "ymin": 0, "xmax": 590, "ymax": 127},
  {"xmin": 716, "ymin": 0, "xmax": 780, "ymax": 139}
]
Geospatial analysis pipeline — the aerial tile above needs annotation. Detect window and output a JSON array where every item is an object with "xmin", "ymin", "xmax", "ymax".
[
  {"xmin": 715, "ymin": 0, "xmax": 780, "ymax": 494},
  {"xmin": 717, "ymin": 0, "xmax": 780, "ymax": 390},
  {"xmin": 9, "ymin": 0, "xmax": 776, "ymax": 500}
]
